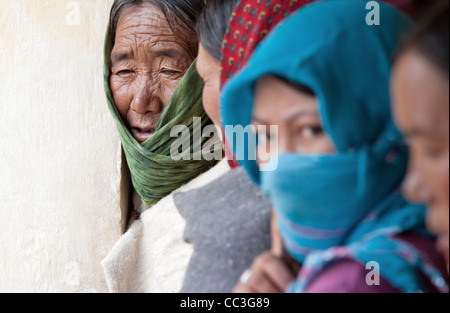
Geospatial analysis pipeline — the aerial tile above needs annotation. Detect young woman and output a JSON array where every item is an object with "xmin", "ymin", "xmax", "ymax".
[
  {"xmin": 392, "ymin": 0, "xmax": 449, "ymax": 270},
  {"xmin": 222, "ymin": 0, "xmax": 449, "ymax": 293}
]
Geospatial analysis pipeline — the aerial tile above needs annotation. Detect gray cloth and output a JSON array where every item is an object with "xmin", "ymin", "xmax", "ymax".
[{"xmin": 174, "ymin": 167, "xmax": 272, "ymax": 293}]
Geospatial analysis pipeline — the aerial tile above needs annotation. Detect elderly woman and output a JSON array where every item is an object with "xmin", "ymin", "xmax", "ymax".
[{"xmin": 101, "ymin": 0, "xmax": 223, "ymax": 293}]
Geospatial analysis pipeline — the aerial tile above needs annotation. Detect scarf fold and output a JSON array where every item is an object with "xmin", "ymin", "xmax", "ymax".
[
  {"xmin": 104, "ymin": 25, "xmax": 220, "ymax": 206},
  {"xmin": 221, "ymin": 0, "xmax": 448, "ymax": 293}
]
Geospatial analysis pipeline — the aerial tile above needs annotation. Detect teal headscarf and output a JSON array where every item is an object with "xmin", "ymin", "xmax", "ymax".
[
  {"xmin": 221, "ymin": 0, "xmax": 448, "ymax": 293},
  {"xmin": 104, "ymin": 26, "xmax": 221, "ymax": 206}
]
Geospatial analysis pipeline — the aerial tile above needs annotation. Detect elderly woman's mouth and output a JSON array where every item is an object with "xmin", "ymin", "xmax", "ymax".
[{"xmin": 131, "ymin": 127, "xmax": 155, "ymax": 143}]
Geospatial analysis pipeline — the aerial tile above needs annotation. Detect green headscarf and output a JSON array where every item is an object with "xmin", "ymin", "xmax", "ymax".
[{"xmin": 103, "ymin": 25, "xmax": 221, "ymax": 206}]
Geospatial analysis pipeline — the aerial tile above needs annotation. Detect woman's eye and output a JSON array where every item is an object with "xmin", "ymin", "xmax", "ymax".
[
  {"xmin": 117, "ymin": 70, "xmax": 133, "ymax": 76},
  {"xmin": 298, "ymin": 126, "xmax": 323, "ymax": 139},
  {"xmin": 161, "ymin": 69, "xmax": 180, "ymax": 76}
]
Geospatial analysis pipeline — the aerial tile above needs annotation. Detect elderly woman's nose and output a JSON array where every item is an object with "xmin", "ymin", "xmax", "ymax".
[{"xmin": 130, "ymin": 76, "xmax": 163, "ymax": 115}]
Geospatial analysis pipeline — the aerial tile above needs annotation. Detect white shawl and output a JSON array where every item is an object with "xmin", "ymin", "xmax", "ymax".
[{"xmin": 101, "ymin": 160, "xmax": 230, "ymax": 293}]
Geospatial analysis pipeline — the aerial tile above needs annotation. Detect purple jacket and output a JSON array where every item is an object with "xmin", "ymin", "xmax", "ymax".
[{"xmin": 305, "ymin": 232, "xmax": 449, "ymax": 293}]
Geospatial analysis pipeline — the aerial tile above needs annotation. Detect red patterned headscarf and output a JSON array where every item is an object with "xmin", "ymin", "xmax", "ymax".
[
  {"xmin": 220, "ymin": 0, "xmax": 312, "ymax": 88},
  {"xmin": 220, "ymin": 0, "xmax": 312, "ymax": 168}
]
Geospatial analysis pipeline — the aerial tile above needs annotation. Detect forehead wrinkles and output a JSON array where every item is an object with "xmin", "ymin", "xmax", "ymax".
[
  {"xmin": 115, "ymin": 30, "xmax": 177, "ymax": 49},
  {"xmin": 116, "ymin": 10, "xmax": 174, "ymax": 40},
  {"xmin": 115, "ymin": 9, "xmax": 190, "ymax": 57}
]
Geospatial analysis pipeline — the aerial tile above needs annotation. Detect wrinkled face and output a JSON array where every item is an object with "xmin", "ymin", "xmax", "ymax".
[
  {"xmin": 196, "ymin": 44, "xmax": 222, "ymax": 139},
  {"xmin": 110, "ymin": 4, "xmax": 194, "ymax": 144},
  {"xmin": 392, "ymin": 50, "xmax": 450, "ymax": 266},
  {"xmin": 251, "ymin": 76, "xmax": 335, "ymax": 167}
]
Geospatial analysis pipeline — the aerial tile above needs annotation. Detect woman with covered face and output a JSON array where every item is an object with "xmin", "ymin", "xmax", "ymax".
[
  {"xmin": 392, "ymin": 0, "xmax": 449, "ymax": 271},
  {"xmin": 102, "ymin": 0, "xmax": 223, "ymax": 293},
  {"xmin": 223, "ymin": 0, "xmax": 448, "ymax": 293}
]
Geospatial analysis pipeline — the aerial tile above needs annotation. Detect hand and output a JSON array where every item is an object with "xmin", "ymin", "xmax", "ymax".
[
  {"xmin": 232, "ymin": 251, "xmax": 296, "ymax": 293},
  {"xmin": 232, "ymin": 212, "xmax": 300, "ymax": 293}
]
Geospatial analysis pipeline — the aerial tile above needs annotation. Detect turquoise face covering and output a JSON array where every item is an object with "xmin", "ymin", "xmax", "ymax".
[
  {"xmin": 260, "ymin": 122, "xmax": 410, "ymax": 260},
  {"xmin": 260, "ymin": 148, "xmax": 406, "ymax": 263}
]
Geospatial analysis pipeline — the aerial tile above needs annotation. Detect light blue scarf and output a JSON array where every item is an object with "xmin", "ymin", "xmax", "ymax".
[{"xmin": 221, "ymin": 0, "xmax": 448, "ymax": 293}]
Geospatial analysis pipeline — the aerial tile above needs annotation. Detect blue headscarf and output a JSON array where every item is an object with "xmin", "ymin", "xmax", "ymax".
[{"xmin": 221, "ymin": 0, "xmax": 448, "ymax": 293}]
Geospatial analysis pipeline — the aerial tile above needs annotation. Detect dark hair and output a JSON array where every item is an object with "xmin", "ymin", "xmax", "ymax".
[
  {"xmin": 398, "ymin": 0, "xmax": 449, "ymax": 76},
  {"xmin": 195, "ymin": 0, "xmax": 239, "ymax": 60},
  {"xmin": 110, "ymin": 0, "xmax": 205, "ymax": 60}
]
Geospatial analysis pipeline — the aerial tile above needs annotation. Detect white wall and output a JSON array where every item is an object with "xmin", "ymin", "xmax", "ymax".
[{"xmin": 0, "ymin": 0, "xmax": 124, "ymax": 293}]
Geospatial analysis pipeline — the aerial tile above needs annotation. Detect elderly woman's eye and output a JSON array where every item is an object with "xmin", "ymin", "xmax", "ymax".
[
  {"xmin": 161, "ymin": 69, "xmax": 181, "ymax": 76},
  {"xmin": 117, "ymin": 70, "xmax": 133, "ymax": 76}
]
